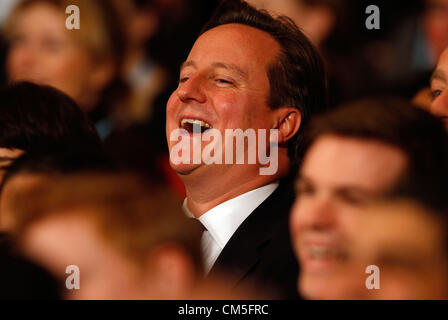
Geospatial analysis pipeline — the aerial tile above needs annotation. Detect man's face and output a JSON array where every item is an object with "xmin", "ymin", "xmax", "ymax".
[
  {"xmin": 346, "ymin": 201, "xmax": 448, "ymax": 299},
  {"xmin": 0, "ymin": 148, "xmax": 23, "ymax": 184},
  {"xmin": 290, "ymin": 135, "xmax": 407, "ymax": 299},
  {"xmin": 166, "ymin": 23, "xmax": 280, "ymax": 176},
  {"xmin": 430, "ymin": 48, "xmax": 448, "ymax": 129}
]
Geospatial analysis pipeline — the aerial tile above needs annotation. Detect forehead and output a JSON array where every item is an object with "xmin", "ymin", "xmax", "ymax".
[
  {"xmin": 14, "ymin": 2, "xmax": 65, "ymax": 28},
  {"xmin": 301, "ymin": 135, "xmax": 407, "ymax": 191},
  {"xmin": 186, "ymin": 23, "xmax": 280, "ymax": 72}
]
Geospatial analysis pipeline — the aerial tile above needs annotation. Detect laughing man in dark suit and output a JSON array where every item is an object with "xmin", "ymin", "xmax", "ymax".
[{"xmin": 165, "ymin": 0, "xmax": 327, "ymax": 299}]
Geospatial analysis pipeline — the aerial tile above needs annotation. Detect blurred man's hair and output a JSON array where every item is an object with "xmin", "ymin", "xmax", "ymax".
[
  {"xmin": 0, "ymin": 147, "xmax": 113, "ymax": 192},
  {"xmin": 11, "ymin": 172, "xmax": 203, "ymax": 273},
  {"xmin": 201, "ymin": 0, "xmax": 328, "ymax": 168},
  {"xmin": 305, "ymin": 97, "xmax": 448, "ymax": 213},
  {"xmin": 0, "ymin": 82, "xmax": 100, "ymax": 151}
]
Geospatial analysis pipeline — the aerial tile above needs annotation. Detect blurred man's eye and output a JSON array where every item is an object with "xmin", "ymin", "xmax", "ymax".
[
  {"xmin": 9, "ymin": 35, "xmax": 27, "ymax": 48},
  {"xmin": 295, "ymin": 181, "xmax": 315, "ymax": 196},
  {"xmin": 338, "ymin": 191, "xmax": 368, "ymax": 206},
  {"xmin": 432, "ymin": 89, "xmax": 443, "ymax": 99}
]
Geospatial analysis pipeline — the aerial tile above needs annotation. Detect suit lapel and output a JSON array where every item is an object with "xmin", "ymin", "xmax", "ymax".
[{"xmin": 208, "ymin": 182, "xmax": 294, "ymax": 287}]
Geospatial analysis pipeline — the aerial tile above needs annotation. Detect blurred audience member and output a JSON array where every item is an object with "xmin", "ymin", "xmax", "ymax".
[
  {"xmin": 7, "ymin": 172, "xmax": 261, "ymax": 299},
  {"xmin": 111, "ymin": 0, "xmax": 167, "ymax": 125},
  {"xmin": 246, "ymin": 0, "xmax": 341, "ymax": 48},
  {"xmin": 424, "ymin": 0, "xmax": 448, "ymax": 64},
  {"xmin": 430, "ymin": 47, "xmax": 448, "ymax": 129},
  {"xmin": 0, "ymin": 82, "xmax": 100, "ymax": 184},
  {"xmin": 0, "ymin": 148, "xmax": 112, "ymax": 231},
  {"xmin": 3, "ymin": 0, "xmax": 128, "ymax": 138},
  {"xmin": 290, "ymin": 98, "xmax": 448, "ymax": 299},
  {"xmin": 341, "ymin": 199, "xmax": 448, "ymax": 300}
]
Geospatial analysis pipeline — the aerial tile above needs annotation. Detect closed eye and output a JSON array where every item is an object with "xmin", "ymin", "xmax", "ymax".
[{"xmin": 179, "ymin": 76, "xmax": 190, "ymax": 84}]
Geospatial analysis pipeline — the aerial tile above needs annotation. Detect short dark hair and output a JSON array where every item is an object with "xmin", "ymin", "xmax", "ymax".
[
  {"xmin": 0, "ymin": 147, "xmax": 114, "ymax": 192},
  {"xmin": 200, "ymin": 0, "xmax": 328, "ymax": 168},
  {"xmin": 0, "ymin": 82, "xmax": 100, "ymax": 151},
  {"xmin": 305, "ymin": 97, "xmax": 448, "ymax": 213}
]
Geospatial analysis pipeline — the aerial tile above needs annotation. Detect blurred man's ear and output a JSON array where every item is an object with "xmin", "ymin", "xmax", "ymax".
[
  {"xmin": 274, "ymin": 108, "xmax": 301, "ymax": 144},
  {"xmin": 146, "ymin": 243, "xmax": 197, "ymax": 299}
]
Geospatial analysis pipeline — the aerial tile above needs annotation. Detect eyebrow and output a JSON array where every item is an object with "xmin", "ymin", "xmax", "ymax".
[
  {"xmin": 180, "ymin": 60, "xmax": 248, "ymax": 79},
  {"xmin": 430, "ymin": 69, "xmax": 446, "ymax": 83}
]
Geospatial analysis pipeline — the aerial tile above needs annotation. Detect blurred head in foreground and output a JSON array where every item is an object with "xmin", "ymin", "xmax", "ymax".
[
  {"xmin": 430, "ymin": 47, "xmax": 448, "ymax": 129},
  {"xmin": 0, "ymin": 148, "xmax": 110, "ymax": 231},
  {"xmin": 0, "ymin": 81, "xmax": 100, "ymax": 184},
  {"xmin": 8, "ymin": 172, "xmax": 204, "ymax": 299},
  {"xmin": 334, "ymin": 199, "xmax": 448, "ymax": 300},
  {"xmin": 290, "ymin": 98, "xmax": 448, "ymax": 299}
]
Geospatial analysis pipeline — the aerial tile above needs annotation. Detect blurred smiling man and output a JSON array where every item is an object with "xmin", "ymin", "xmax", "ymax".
[
  {"xmin": 166, "ymin": 0, "xmax": 326, "ymax": 298},
  {"xmin": 290, "ymin": 98, "xmax": 448, "ymax": 299}
]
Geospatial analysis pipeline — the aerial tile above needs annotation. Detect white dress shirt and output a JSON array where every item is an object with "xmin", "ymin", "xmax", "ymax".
[{"xmin": 183, "ymin": 182, "xmax": 279, "ymax": 274}]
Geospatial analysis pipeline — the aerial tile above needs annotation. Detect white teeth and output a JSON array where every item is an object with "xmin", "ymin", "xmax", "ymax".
[
  {"xmin": 180, "ymin": 118, "xmax": 212, "ymax": 129},
  {"xmin": 309, "ymin": 246, "xmax": 332, "ymax": 259}
]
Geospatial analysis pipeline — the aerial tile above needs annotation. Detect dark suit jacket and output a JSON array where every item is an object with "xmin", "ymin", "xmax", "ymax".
[{"xmin": 208, "ymin": 180, "xmax": 300, "ymax": 299}]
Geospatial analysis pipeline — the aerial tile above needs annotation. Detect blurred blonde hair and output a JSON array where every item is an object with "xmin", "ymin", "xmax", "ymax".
[{"xmin": 3, "ymin": 0, "xmax": 125, "ymax": 73}]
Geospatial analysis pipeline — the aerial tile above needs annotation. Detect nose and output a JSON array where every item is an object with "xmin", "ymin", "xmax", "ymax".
[
  {"xmin": 430, "ymin": 90, "xmax": 448, "ymax": 119},
  {"xmin": 177, "ymin": 74, "xmax": 206, "ymax": 104},
  {"xmin": 291, "ymin": 195, "xmax": 338, "ymax": 236}
]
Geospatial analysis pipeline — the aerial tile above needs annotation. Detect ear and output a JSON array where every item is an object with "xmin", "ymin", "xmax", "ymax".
[
  {"xmin": 274, "ymin": 108, "xmax": 302, "ymax": 144},
  {"xmin": 146, "ymin": 244, "xmax": 197, "ymax": 299}
]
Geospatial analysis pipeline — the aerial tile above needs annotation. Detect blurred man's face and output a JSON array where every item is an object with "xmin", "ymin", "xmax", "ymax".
[
  {"xmin": 430, "ymin": 48, "xmax": 448, "ymax": 129},
  {"xmin": 290, "ymin": 135, "xmax": 407, "ymax": 299},
  {"xmin": 346, "ymin": 201, "xmax": 448, "ymax": 300},
  {"xmin": 6, "ymin": 3, "xmax": 105, "ymax": 110},
  {"xmin": 21, "ymin": 212, "xmax": 153, "ymax": 299},
  {"xmin": 166, "ymin": 23, "xmax": 280, "ymax": 178},
  {"xmin": 0, "ymin": 148, "xmax": 23, "ymax": 184}
]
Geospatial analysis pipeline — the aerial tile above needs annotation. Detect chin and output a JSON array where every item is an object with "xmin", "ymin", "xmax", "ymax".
[{"xmin": 169, "ymin": 162, "xmax": 202, "ymax": 176}]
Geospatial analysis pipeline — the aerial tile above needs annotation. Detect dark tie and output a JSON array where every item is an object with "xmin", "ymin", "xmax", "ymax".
[{"xmin": 190, "ymin": 218, "xmax": 207, "ymax": 233}]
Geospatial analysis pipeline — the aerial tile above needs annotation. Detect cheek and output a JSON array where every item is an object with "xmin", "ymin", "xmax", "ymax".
[
  {"xmin": 46, "ymin": 53, "xmax": 91, "ymax": 89},
  {"xmin": 290, "ymin": 199, "xmax": 308, "ymax": 237},
  {"xmin": 166, "ymin": 91, "xmax": 179, "ymax": 121}
]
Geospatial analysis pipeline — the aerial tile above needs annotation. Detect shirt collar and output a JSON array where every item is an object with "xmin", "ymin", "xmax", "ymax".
[{"xmin": 183, "ymin": 182, "xmax": 279, "ymax": 249}]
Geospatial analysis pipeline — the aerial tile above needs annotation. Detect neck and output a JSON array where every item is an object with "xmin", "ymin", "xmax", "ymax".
[{"xmin": 183, "ymin": 160, "xmax": 289, "ymax": 217}]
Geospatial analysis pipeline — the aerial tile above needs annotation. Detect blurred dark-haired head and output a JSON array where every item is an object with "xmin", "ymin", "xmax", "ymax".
[{"xmin": 0, "ymin": 81, "xmax": 101, "ymax": 185}]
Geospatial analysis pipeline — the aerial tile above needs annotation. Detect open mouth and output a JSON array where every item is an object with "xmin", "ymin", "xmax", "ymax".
[
  {"xmin": 303, "ymin": 243, "xmax": 349, "ymax": 264},
  {"xmin": 180, "ymin": 118, "xmax": 213, "ymax": 134}
]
